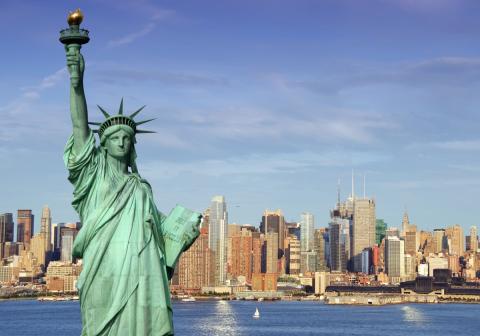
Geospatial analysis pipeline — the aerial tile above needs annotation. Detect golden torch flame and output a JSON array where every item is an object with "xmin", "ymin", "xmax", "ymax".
[{"xmin": 67, "ymin": 9, "xmax": 84, "ymax": 26}]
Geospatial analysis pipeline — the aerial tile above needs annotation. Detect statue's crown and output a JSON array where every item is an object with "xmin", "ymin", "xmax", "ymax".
[{"xmin": 89, "ymin": 99, "xmax": 155, "ymax": 138}]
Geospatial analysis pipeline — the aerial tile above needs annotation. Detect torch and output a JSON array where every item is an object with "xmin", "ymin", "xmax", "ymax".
[{"xmin": 59, "ymin": 9, "xmax": 90, "ymax": 87}]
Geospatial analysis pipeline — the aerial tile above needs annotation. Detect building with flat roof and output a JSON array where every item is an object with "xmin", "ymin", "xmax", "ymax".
[{"xmin": 17, "ymin": 210, "xmax": 34, "ymax": 250}]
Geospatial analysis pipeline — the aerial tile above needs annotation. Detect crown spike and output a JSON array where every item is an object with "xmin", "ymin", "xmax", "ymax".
[
  {"xmin": 92, "ymin": 129, "xmax": 99, "ymax": 133},
  {"xmin": 118, "ymin": 98, "xmax": 124, "ymax": 115},
  {"xmin": 136, "ymin": 130, "xmax": 156, "ymax": 134},
  {"xmin": 88, "ymin": 121, "xmax": 101, "ymax": 125},
  {"xmin": 97, "ymin": 105, "xmax": 110, "ymax": 118},
  {"xmin": 129, "ymin": 105, "xmax": 146, "ymax": 119},
  {"xmin": 136, "ymin": 118, "xmax": 156, "ymax": 126}
]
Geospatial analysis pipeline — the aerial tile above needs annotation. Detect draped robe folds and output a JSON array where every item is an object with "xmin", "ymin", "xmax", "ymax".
[{"xmin": 64, "ymin": 131, "xmax": 198, "ymax": 336}]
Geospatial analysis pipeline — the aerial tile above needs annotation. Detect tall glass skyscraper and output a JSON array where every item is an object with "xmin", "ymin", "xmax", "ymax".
[
  {"xmin": 300, "ymin": 212, "xmax": 314, "ymax": 252},
  {"xmin": 208, "ymin": 195, "xmax": 228, "ymax": 285}
]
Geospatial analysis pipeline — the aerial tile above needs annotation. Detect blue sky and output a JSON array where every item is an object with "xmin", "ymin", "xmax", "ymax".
[{"xmin": 2, "ymin": 0, "xmax": 480, "ymax": 233}]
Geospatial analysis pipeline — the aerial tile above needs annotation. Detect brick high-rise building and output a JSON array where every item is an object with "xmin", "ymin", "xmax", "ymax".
[
  {"xmin": 229, "ymin": 228, "xmax": 262, "ymax": 283},
  {"xmin": 17, "ymin": 210, "xmax": 34, "ymax": 249},
  {"xmin": 177, "ymin": 227, "xmax": 214, "ymax": 291},
  {"xmin": 405, "ymin": 229, "xmax": 418, "ymax": 256},
  {"xmin": 265, "ymin": 232, "xmax": 279, "ymax": 274}
]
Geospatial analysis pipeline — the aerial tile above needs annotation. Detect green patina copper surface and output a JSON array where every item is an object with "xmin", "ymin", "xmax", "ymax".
[{"xmin": 60, "ymin": 10, "xmax": 201, "ymax": 336}]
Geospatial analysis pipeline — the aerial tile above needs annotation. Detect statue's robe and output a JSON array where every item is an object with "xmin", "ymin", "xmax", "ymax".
[{"xmin": 64, "ymin": 131, "xmax": 198, "ymax": 336}]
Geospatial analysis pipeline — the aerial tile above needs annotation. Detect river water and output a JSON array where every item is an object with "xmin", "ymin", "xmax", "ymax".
[{"xmin": 0, "ymin": 299, "xmax": 478, "ymax": 335}]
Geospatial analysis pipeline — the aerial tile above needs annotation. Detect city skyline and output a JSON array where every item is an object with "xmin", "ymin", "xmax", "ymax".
[{"xmin": 3, "ymin": 1, "xmax": 480, "ymax": 230}]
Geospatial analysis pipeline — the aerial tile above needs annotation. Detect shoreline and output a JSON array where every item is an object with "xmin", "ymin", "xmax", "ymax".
[{"xmin": 1, "ymin": 293, "xmax": 479, "ymax": 305}]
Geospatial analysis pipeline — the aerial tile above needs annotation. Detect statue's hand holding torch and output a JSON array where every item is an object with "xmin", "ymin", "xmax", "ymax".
[
  {"xmin": 66, "ymin": 46, "xmax": 84, "ymax": 88},
  {"xmin": 59, "ymin": 9, "xmax": 90, "ymax": 89}
]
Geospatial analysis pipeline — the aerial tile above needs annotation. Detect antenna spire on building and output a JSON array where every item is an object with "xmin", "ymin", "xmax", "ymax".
[
  {"xmin": 363, "ymin": 174, "xmax": 366, "ymax": 199},
  {"xmin": 337, "ymin": 178, "xmax": 341, "ymax": 206},
  {"xmin": 351, "ymin": 169, "xmax": 355, "ymax": 199}
]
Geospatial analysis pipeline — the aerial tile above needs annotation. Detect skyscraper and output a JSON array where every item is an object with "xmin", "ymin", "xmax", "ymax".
[
  {"xmin": 208, "ymin": 195, "xmax": 228, "ymax": 285},
  {"xmin": 385, "ymin": 236, "xmax": 404, "ymax": 282},
  {"xmin": 419, "ymin": 231, "xmax": 434, "ymax": 255},
  {"xmin": 314, "ymin": 228, "xmax": 328, "ymax": 271},
  {"xmin": 30, "ymin": 232, "xmax": 48, "ymax": 269},
  {"xmin": 351, "ymin": 198, "xmax": 376, "ymax": 272},
  {"xmin": 229, "ymin": 228, "xmax": 262, "ymax": 283},
  {"xmin": 286, "ymin": 235, "xmax": 301, "ymax": 275},
  {"xmin": 401, "ymin": 211, "xmax": 410, "ymax": 237},
  {"xmin": 329, "ymin": 218, "xmax": 349, "ymax": 272},
  {"xmin": 0, "ymin": 213, "xmax": 14, "ymax": 243},
  {"xmin": 265, "ymin": 232, "xmax": 279, "ymax": 274},
  {"xmin": 469, "ymin": 226, "xmax": 477, "ymax": 253},
  {"xmin": 0, "ymin": 213, "xmax": 14, "ymax": 260},
  {"xmin": 40, "ymin": 206, "xmax": 52, "ymax": 252},
  {"xmin": 60, "ymin": 227, "xmax": 78, "ymax": 262},
  {"xmin": 300, "ymin": 251, "xmax": 317, "ymax": 274},
  {"xmin": 17, "ymin": 210, "xmax": 34, "ymax": 249},
  {"xmin": 300, "ymin": 212, "xmax": 314, "ymax": 252},
  {"xmin": 433, "ymin": 229, "xmax": 446, "ymax": 253},
  {"xmin": 405, "ymin": 229, "xmax": 418, "ymax": 256},
  {"xmin": 177, "ymin": 227, "xmax": 214, "ymax": 290},
  {"xmin": 260, "ymin": 209, "xmax": 286, "ymax": 253},
  {"xmin": 446, "ymin": 224, "xmax": 464, "ymax": 256}
]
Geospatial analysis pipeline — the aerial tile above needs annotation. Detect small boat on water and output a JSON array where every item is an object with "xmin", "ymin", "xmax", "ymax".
[
  {"xmin": 181, "ymin": 297, "xmax": 196, "ymax": 302},
  {"xmin": 253, "ymin": 307, "xmax": 260, "ymax": 319}
]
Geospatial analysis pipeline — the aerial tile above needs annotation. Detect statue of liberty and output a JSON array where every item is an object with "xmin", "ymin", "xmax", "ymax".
[{"xmin": 60, "ymin": 10, "xmax": 201, "ymax": 336}]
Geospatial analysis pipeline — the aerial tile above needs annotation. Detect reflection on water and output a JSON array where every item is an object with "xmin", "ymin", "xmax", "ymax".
[
  {"xmin": 2, "ymin": 300, "xmax": 480, "ymax": 336},
  {"xmin": 401, "ymin": 305, "xmax": 429, "ymax": 326},
  {"xmin": 198, "ymin": 300, "xmax": 239, "ymax": 336}
]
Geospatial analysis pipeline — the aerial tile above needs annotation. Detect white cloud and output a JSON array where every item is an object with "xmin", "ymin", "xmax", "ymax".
[
  {"xmin": 0, "ymin": 68, "xmax": 69, "ymax": 142},
  {"xmin": 431, "ymin": 140, "xmax": 480, "ymax": 151},
  {"xmin": 410, "ymin": 140, "xmax": 480, "ymax": 151},
  {"xmin": 20, "ymin": 68, "xmax": 67, "ymax": 101},
  {"xmin": 141, "ymin": 150, "xmax": 390, "ymax": 179},
  {"xmin": 107, "ymin": 22, "xmax": 156, "ymax": 48},
  {"xmin": 169, "ymin": 106, "xmax": 396, "ymax": 145},
  {"xmin": 380, "ymin": 0, "xmax": 463, "ymax": 13},
  {"xmin": 107, "ymin": 7, "xmax": 175, "ymax": 48}
]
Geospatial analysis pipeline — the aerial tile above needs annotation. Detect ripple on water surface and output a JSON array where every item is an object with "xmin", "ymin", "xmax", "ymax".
[{"xmin": 0, "ymin": 300, "xmax": 479, "ymax": 335}]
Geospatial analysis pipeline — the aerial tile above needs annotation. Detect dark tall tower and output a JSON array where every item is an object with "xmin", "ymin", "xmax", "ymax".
[
  {"xmin": 260, "ymin": 209, "xmax": 285, "ymax": 254},
  {"xmin": 17, "ymin": 209, "xmax": 34, "ymax": 248},
  {"xmin": 0, "ymin": 213, "xmax": 14, "ymax": 243}
]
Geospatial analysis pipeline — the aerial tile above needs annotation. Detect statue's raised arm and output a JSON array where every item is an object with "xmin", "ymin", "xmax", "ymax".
[
  {"xmin": 66, "ymin": 48, "xmax": 89, "ymax": 153},
  {"xmin": 59, "ymin": 9, "xmax": 90, "ymax": 154}
]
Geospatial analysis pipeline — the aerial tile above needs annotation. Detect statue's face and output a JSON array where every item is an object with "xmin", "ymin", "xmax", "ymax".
[{"xmin": 104, "ymin": 129, "xmax": 132, "ymax": 160}]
